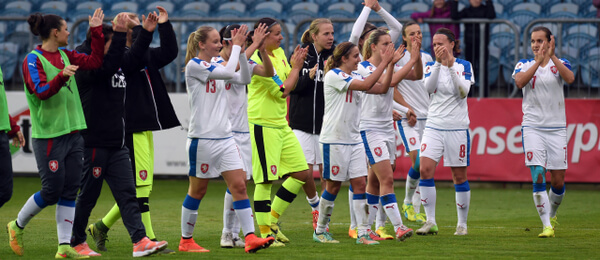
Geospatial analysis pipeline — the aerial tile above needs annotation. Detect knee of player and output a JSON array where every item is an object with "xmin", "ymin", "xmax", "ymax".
[
  {"xmin": 40, "ymin": 190, "xmax": 61, "ymax": 205},
  {"xmin": 227, "ymin": 181, "xmax": 247, "ymax": 197},
  {"xmin": 528, "ymin": 166, "xmax": 546, "ymax": 184}
]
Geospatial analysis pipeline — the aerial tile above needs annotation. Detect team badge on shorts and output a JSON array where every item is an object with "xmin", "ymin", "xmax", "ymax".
[
  {"xmin": 93, "ymin": 167, "xmax": 102, "ymax": 178},
  {"xmin": 374, "ymin": 147, "xmax": 382, "ymax": 157},
  {"xmin": 332, "ymin": 166, "xmax": 340, "ymax": 176},
  {"xmin": 527, "ymin": 151, "xmax": 533, "ymax": 161},
  {"xmin": 201, "ymin": 164, "xmax": 209, "ymax": 174},
  {"xmin": 270, "ymin": 165, "xmax": 277, "ymax": 175},
  {"xmin": 139, "ymin": 170, "xmax": 148, "ymax": 180},
  {"xmin": 410, "ymin": 137, "xmax": 416, "ymax": 145},
  {"xmin": 49, "ymin": 160, "xmax": 59, "ymax": 172},
  {"xmin": 421, "ymin": 144, "xmax": 427, "ymax": 152}
]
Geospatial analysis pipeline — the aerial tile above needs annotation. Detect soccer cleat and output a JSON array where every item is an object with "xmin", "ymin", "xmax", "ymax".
[
  {"xmin": 395, "ymin": 225, "xmax": 414, "ymax": 241},
  {"xmin": 368, "ymin": 230, "xmax": 386, "ymax": 241},
  {"xmin": 7, "ymin": 219, "xmax": 24, "ymax": 256},
  {"xmin": 132, "ymin": 237, "xmax": 168, "ymax": 257},
  {"xmin": 550, "ymin": 216, "xmax": 559, "ymax": 227},
  {"xmin": 268, "ymin": 235, "xmax": 286, "ymax": 247},
  {"xmin": 313, "ymin": 231, "xmax": 339, "ymax": 243},
  {"xmin": 244, "ymin": 233, "xmax": 274, "ymax": 253},
  {"xmin": 538, "ymin": 226, "xmax": 555, "ymax": 238},
  {"xmin": 415, "ymin": 212, "xmax": 427, "ymax": 223},
  {"xmin": 375, "ymin": 227, "xmax": 394, "ymax": 240},
  {"xmin": 454, "ymin": 225, "xmax": 468, "ymax": 236},
  {"xmin": 156, "ymin": 247, "xmax": 176, "ymax": 255},
  {"xmin": 270, "ymin": 223, "xmax": 289, "ymax": 243},
  {"xmin": 232, "ymin": 236, "xmax": 245, "ymax": 248},
  {"xmin": 312, "ymin": 210, "xmax": 319, "ymax": 230},
  {"xmin": 55, "ymin": 244, "xmax": 90, "ymax": 259},
  {"xmin": 178, "ymin": 237, "xmax": 209, "ymax": 252},
  {"xmin": 356, "ymin": 234, "xmax": 380, "ymax": 245},
  {"xmin": 220, "ymin": 232, "xmax": 234, "ymax": 248},
  {"xmin": 348, "ymin": 228, "xmax": 357, "ymax": 239},
  {"xmin": 73, "ymin": 242, "xmax": 101, "ymax": 256},
  {"xmin": 87, "ymin": 223, "xmax": 108, "ymax": 252},
  {"xmin": 416, "ymin": 221, "xmax": 439, "ymax": 235},
  {"xmin": 401, "ymin": 204, "xmax": 417, "ymax": 222}
]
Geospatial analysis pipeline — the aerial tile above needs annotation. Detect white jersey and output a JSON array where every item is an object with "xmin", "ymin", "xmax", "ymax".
[
  {"xmin": 186, "ymin": 58, "xmax": 232, "ymax": 139},
  {"xmin": 424, "ymin": 59, "xmax": 474, "ymax": 129},
  {"xmin": 320, "ymin": 69, "xmax": 364, "ymax": 144},
  {"xmin": 512, "ymin": 58, "xmax": 571, "ymax": 128},
  {"xmin": 355, "ymin": 60, "xmax": 394, "ymax": 133},
  {"xmin": 395, "ymin": 50, "xmax": 434, "ymax": 118},
  {"xmin": 212, "ymin": 56, "xmax": 258, "ymax": 133}
]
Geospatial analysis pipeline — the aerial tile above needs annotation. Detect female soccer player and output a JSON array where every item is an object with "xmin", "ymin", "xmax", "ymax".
[
  {"xmin": 396, "ymin": 21, "xmax": 434, "ymax": 224},
  {"xmin": 357, "ymin": 28, "xmax": 420, "ymax": 241},
  {"xmin": 179, "ymin": 25, "xmax": 274, "ymax": 253},
  {"xmin": 416, "ymin": 28, "xmax": 474, "ymax": 236},
  {"xmin": 512, "ymin": 26, "xmax": 574, "ymax": 238},
  {"xmin": 6, "ymin": 9, "xmax": 105, "ymax": 258},
  {"xmin": 246, "ymin": 17, "xmax": 308, "ymax": 245},
  {"xmin": 289, "ymin": 18, "xmax": 335, "ymax": 230},
  {"xmin": 215, "ymin": 23, "xmax": 274, "ymax": 248},
  {"xmin": 314, "ymin": 41, "xmax": 398, "ymax": 244},
  {"xmin": 346, "ymin": 0, "xmax": 402, "ymax": 239}
]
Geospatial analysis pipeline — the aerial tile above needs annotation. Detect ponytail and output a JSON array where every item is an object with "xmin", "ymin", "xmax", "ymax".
[
  {"xmin": 325, "ymin": 42, "xmax": 356, "ymax": 73},
  {"xmin": 27, "ymin": 12, "xmax": 64, "ymax": 40}
]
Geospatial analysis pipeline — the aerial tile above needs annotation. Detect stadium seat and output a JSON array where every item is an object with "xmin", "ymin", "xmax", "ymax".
[
  {"xmin": 396, "ymin": 2, "xmax": 429, "ymax": 19},
  {"xmin": 510, "ymin": 3, "xmax": 541, "ymax": 32},
  {"xmin": 493, "ymin": 3, "xmax": 504, "ymax": 19},
  {"xmin": 487, "ymin": 42, "xmax": 501, "ymax": 86},
  {"xmin": 6, "ymin": 22, "xmax": 31, "ymax": 48},
  {"xmin": 288, "ymin": 2, "xmax": 319, "ymax": 25},
  {"xmin": 580, "ymin": 47, "xmax": 599, "ymax": 87},
  {"xmin": 0, "ymin": 22, "xmax": 7, "ymax": 41},
  {"xmin": 1, "ymin": 1, "xmax": 32, "ymax": 16},
  {"xmin": 0, "ymin": 42, "xmax": 20, "ymax": 81},
  {"xmin": 585, "ymin": 5, "xmax": 597, "ymax": 18},
  {"xmin": 548, "ymin": 3, "xmax": 578, "ymax": 19},
  {"xmin": 368, "ymin": 1, "xmax": 394, "ymax": 18},
  {"xmin": 162, "ymin": 44, "xmax": 188, "ymax": 84},
  {"xmin": 71, "ymin": 1, "xmax": 100, "ymax": 45},
  {"xmin": 325, "ymin": 3, "xmax": 355, "ymax": 19},
  {"xmin": 490, "ymin": 24, "xmax": 517, "ymax": 51},
  {"xmin": 144, "ymin": 1, "xmax": 175, "ymax": 15},
  {"xmin": 178, "ymin": 2, "xmax": 210, "ymax": 19},
  {"xmin": 109, "ymin": 1, "xmax": 139, "ymax": 17},
  {"xmin": 216, "ymin": 2, "xmax": 246, "ymax": 18},
  {"xmin": 38, "ymin": 1, "xmax": 68, "ymax": 17},
  {"xmin": 565, "ymin": 24, "xmax": 598, "ymax": 50},
  {"xmin": 251, "ymin": 1, "xmax": 283, "ymax": 18}
]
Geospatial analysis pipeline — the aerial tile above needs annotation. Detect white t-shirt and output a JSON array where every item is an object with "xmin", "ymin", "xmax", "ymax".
[
  {"xmin": 424, "ymin": 59, "xmax": 474, "ymax": 129},
  {"xmin": 320, "ymin": 68, "xmax": 364, "ymax": 144},
  {"xmin": 395, "ymin": 50, "xmax": 434, "ymax": 118},
  {"xmin": 355, "ymin": 60, "xmax": 394, "ymax": 133},
  {"xmin": 512, "ymin": 58, "xmax": 571, "ymax": 128},
  {"xmin": 212, "ymin": 56, "xmax": 258, "ymax": 133}
]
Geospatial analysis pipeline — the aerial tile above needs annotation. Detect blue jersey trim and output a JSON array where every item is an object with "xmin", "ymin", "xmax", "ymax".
[
  {"xmin": 322, "ymin": 143, "xmax": 331, "ymax": 180},
  {"xmin": 360, "ymin": 131, "xmax": 376, "ymax": 165},
  {"xmin": 191, "ymin": 58, "xmax": 216, "ymax": 72},
  {"xmin": 188, "ymin": 138, "xmax": 199, "ymax": 177},
  {"xmin": 455, "ymin": 58, "xmax": 472, "ymax": 81},
  {"xmin": 397, "ymin": 121, "xmax": 411, "ymax": 153}
]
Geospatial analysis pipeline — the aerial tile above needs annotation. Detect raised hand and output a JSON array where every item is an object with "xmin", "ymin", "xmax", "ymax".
[
  {"xmin": 549, "ymin": 35, "xmax": 556, "ymax": 58},
  {"xmin": 252, "ymin": 23, "xmax": 270, "ymax": 50},
  {"xmin": 231, "ymin": 24, "xmax": 248, "ymax": 47},
  {"xmin": 156, "ymin": 6, "xmax": 168, "ymax": 24},
  {"xmin": 363, "ymin": 0, "xmax": 378, "ymax": 9},
  {"xmin": 392, "ymin": 45, "xmax": 405, "ymax": 64},
  {"xmin": 309, "ymin": 64, "xmax": 318, "ymax": 79},
  {"xmin": 290, "ymin": 45, "xmax": 308, "ymax": 69},
  {"xmin": 112, "ymin": 13, "xmax": 128, "ymax": 33},
  {"xmin": 142, "ymin": 11, "xmax": 159, "ymax": 32},
  {"xmin": 89, "ymin": 8, "xmax": 104, "ymax": 28},
  {"xmin": 381, "ymin": 44, "xmax": 395, "ymax": 64},
  {"xmin": 62, "ymin": 65, "xmax": 79, "ymax": 78},
  {"xmin": 534, "ymin": 41, "xmax": 546, "ymax": 63}
]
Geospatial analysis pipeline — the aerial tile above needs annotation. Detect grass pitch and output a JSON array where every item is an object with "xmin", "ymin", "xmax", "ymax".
[{"xmin": 0, "ymin": 177, "xmax": 598, "ymax": 259}]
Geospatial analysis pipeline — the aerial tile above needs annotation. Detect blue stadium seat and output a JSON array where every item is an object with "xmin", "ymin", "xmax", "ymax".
[
  {"xmin": 178, "ymin": 2, "xmax": 210, "ymax": 19},
  {"xmin": 72, "ymin": 1, "xmax": 103, "ymax": 20},
  {"xmin": 162, "ymin": 43, "xmax": 187, "ymax": 84},
  {"xmin": 1, "ymin": 1, "xmax": 32, "ymax": 16},
  {"xmin": 490, "ymin": 24, "xmax": 516, "ymax": 52},
  {"xmin": 325, "ymin": 2, "xmax": 355, "ymax": 19},
  {"xmin": 288, "ymin": 2, "xmax": 319, "ymax": 25},
  {"xmin": 109, "ymin": 1, "xmax": 139, "ymax": 17},
  {"xmin": 487, "ymin": 42, "xmax": 501, "ymax": 86},
  {"xmin": 216, "ymin": 2, "xmax": 246, "ymax": 18},
  {"xmin": 548, "ymin": 3, "xmax": 579, "ymax": 19},
  {"xmin": 396, "ymin": 2, "xmax": 428, "ymax": 19},
  {"xmin": 39, "ymin": 1, "xmax": 68, "ymax": 17},
  {"xmin": 565, "ymin": 24, "xmax": 598, "ymax": 50},
  {"xmin": 251, "ymin": 1, "xmax": 283, "ymax": 18},
  {"xmin": 369, "ymin": 1, "xmax": 394, "ymax": 18},
  {"xmin": 510, "ymin": 3, "xmax": 541, "ymax": 31},
  {"xmin": 0, "ymin": 22, "xmax": 7, "ymax": 41},
  {"xmin": 583, "ymin": 5, "xmax": 597, "ymax": 18},
  {"xmin": 143, "ymin": 1, "xmax": 175, "ymax": 15},
  {"xmin": 493, "ymin": 3, "xmax": 504, "ymax": 19},
  {"xmin": 0, "ymin": 42, "xmax": 20, "ymax": 81},
  {"xmin": 580, "ymin": 47, "xmax": 600, "ymax": 87},
  {"xmin": 6, "ymin": 22, "xmax": 31, "ymax": 48}
]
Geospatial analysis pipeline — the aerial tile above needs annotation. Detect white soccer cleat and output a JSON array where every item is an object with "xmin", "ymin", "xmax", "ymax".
[
  {"xmin": 454, "ymin": 225, "xmax": 468, "ymax": 236},
  {"xmin": 220, "ymin": 232, "xmax": 234, "ymax": 248}
]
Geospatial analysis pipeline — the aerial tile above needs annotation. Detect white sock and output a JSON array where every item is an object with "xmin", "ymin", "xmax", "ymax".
[
  {"xmin": 181, "ymin": 207, "xmax": 198, "ymax": 238},
  {"xmin": 353, "ymin": 196, "xmax": 368, "ymax": 237},
  {"xmin": 232, "ymin": 216, "xmax": 241, "ymax": 239},
  {"xmin": 533, "ymin": 191, "xmax": 552, "ymax": 227},
  {"xmin": 548, "ymin": 189, "xmax": 564, "ymax": 218},
  {"xmin": 420, "ymin": 186, "xmax": 437, "ymax": 225},
  {"xmin": 233, "ymin": 199, "xmax": 255, "ymax": 236},
  {"xmin": 222, "ymin": 190, "xmax": 234, "ymax": 234},
  {"xmin": 307, "ymin": 194, "xmax": 320, "ymax": 212},
  {"xmin": 17, "ymin": 192, "xmax": 45, "ymax": 228},
  {"xmin": 56, "ymin": 201, "xmax": 75, "ymax": 244},
  {"xmin": 317, "ymin": 196, "xmax": 335, "ymax": 234},
  {"xmin": 366, "ymin": 193, "xmax": 379, "ymax": 229},
  {"xmin": 381, "ymin": 194, "xmax": 404, "ymax": 230},
  {"xmin": 455, "ymin": 191, "xmax": 470, "ymax": 227},
  {"xmin": 376, "ymin": 201, "xmax": 387, "ymax": 230},
  {"xmin": 348, "ymin": 187, "xmax": 356, "ymax": 229},
  {"xmin": 413, "ymin": 187, "xmax": 422, "ymax": 214},
  {"xmin": 404, "ymin": 176, "xmax": 419, "ymax": 205}
]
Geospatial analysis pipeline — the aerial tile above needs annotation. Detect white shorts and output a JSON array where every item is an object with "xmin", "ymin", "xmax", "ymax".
[
  {"xmin": 361, "ymin": 130, "xmax": 396, "ymax": 165},
  {"xmin": 293, "ymin": 129, "xmax": 322, "ymax": 165},
  {"xmin": 521, "ymin": 127, "xmax": 568, "ymax": 170},
  {"xmin": 234, "ymin": 132, "xmax": 252, "ymax": 180},
  {"xmin": 186, "ymin": 137, "xmax": 245, "ymax": 178},
  {"xmin": 420, "ymin": 128, "xmax": 470, "ymax": 167},
  {"xmin": 321, "ymin": 143, "xmax": 368, "ymax": 182},
  {"xmin": 397, "ymin": 119, "xmax": 426, "ymax": 153}
]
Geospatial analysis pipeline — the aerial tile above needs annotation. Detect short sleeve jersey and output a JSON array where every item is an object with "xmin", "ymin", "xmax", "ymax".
[
  {"xmin": 394, "ymin": 50, "xmax": 434, "ymax": 118},
  {"xmin": 212, "ymin": 56, "xmax": 258, "ymax": 133},
  {"xmin": 319, "ymin": 69, "xmax": 364, "ymax": 144},
  {"xmin": 185, "ymin": 58, "xmax": 232, "ymax": 139},
  {"xmin": 355, "ymin": 60, "xmax": 394, "ymax": 133},
  {"xmin": 512, "ymin": 58, "xmax": 571, "ymax": 128},
  {"xmin": 424, "ymin": 59, "xmax": 474, "ymax": 129}
]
